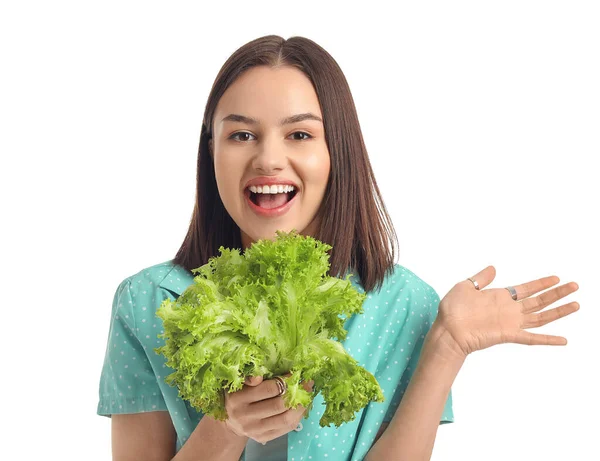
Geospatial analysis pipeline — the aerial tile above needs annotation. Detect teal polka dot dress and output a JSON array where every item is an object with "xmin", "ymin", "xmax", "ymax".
[{"xmin": 97, "ymin": 260, "xmax": 454, "ymax": 460}]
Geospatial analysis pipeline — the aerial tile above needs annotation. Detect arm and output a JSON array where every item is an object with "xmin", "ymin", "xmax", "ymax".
[
  {"xmin": 367, "ymin": 265, "xmax": 579, "ymax": 460},
  {"xmin": 111, "ymin": 412, "xmax": 248, "ymax": 461},
  {"xmin": 171, "ymin": 414, "xmax": 248, "ymax": 461},
  {"xmin": 365, "ymin": 322, "xmax": 465, "ymax": 461},
  {"xmin": 112, "ymin": 412, "xmax": 177, "ymax": 461}
]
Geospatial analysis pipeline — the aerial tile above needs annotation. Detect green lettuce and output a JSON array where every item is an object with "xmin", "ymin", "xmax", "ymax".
[{"xmin": 154, "ymin": 230, "xmax": 384, "ymax": 427}]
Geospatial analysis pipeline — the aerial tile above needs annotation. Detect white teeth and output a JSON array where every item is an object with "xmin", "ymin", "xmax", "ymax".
[{"xmin": 248, "ymin": 184, "xmax": 295, "ymax": 194}]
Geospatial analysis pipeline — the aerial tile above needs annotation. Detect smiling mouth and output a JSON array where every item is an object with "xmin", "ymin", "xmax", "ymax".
[{"xmin": 247, "ymin": 189, "xmax": 298, "ymax": 209}]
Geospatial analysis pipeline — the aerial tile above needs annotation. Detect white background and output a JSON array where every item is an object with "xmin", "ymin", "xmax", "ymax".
[{"xmin": 1, "ymin": 1, "xmax": 598, "ymax": 460}]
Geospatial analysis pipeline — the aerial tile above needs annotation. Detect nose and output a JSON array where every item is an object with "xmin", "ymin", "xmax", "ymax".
[{"xmin": 251, "ymin": 136, "xmax": 287, "ymax": 173}]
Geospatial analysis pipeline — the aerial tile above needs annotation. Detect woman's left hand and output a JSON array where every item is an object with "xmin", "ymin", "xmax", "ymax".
[{"xmin": 434, "ymin": 265, "xmax": 580, "ymax": 358}]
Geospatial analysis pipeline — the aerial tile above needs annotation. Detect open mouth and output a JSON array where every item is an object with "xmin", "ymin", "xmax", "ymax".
[
  {"xmin": 244, "ymin": 186, "xmax": 299, "ymax": 216},
  {"xmin": 248, "ymin": 188, "xmax": 298, "ymax": 209}
]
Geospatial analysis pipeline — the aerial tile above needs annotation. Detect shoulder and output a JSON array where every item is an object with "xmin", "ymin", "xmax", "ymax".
[
  {"xmin": 117, "ymin": 259, "xmax": 195, "ymax": 296},
  {"xmin": 356, "ymin": 263, "xmax": 441, "ymax": 325},
  {"xmin": 358, "ymin": 264, "xmax": 440, "ymax": 304},
  {"xmin": 112, "ymin": 260, "xmax": 195, "ymax": 327},
  {"xmin": 390, "ymin": 264, "xmax": 439, "ymax": 302},
  {"xmin": 120, "ymin": 260, "xmax": 180, "ymax": 289}
]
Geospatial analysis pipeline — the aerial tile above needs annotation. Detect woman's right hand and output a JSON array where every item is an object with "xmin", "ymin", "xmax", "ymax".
[{"xmin": 224, "ymin": 375, "xmax": 314, "ymax": 444}]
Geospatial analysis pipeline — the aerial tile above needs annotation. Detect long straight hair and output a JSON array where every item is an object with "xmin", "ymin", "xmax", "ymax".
[{"xmin": 173, "ymin": 35, "xmax": 399, "ymax": 293}]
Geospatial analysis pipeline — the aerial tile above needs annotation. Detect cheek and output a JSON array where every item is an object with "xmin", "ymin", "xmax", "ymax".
[
  {"xmin": 304, "ymin": 152, "xmax": 331, "ymax": 189},
  {"xmin": 213, "ymin": 154, "xmax": 241, "ymax": 200},
  {"xmin": 213, "ymin": 151, "xmax": 229, "ymax": 176}
]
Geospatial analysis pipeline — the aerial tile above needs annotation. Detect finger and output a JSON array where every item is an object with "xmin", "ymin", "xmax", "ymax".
[
  {"xmin": 507, "ymin": 275, "xmax": 561, "ymax": 302},
  {"xmin": 247, "ymin": 394, "xmax": 288, "ymax": 419},
  {"xmin": 227, "ymin": 376, "xmax": 266, "ymax": 407},
  {"xmin": 247, "ymin": 377, "xmax": 314, "ymax": 419},
  {"xmin": 254, "ymin": 426, "xmax": 295, "ymax": 445},
  {"xmin": 244, "ymin": 376, "xmax": 264, "ymax": 387},
  {"xmin": 522, "ymin": 301, "xmax": 580, "ymax": 328},
  {"xmin": 521, "ymin": 282, "xmax": 579, "ymax": 314},
  {"xmin": 252, "ymin": 405, "xmax": 307, "ymax": 442},
  {"xmin": 243, "ymin": 377, "xmax": 284, "ymax": 404},
  {"xmin": 513, "ymin": 330, "xmax": 568, "ymax": 346},
  {"xmin": 465, "ymin": 265, "xmax": 496, "ymax": 290}
]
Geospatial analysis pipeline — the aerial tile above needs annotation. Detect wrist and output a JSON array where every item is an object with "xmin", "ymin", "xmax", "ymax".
[
  {"xmin": 221, "ymin": 418, "xmax": 248, "ymax": 443},
  {"xmin": 425, "ymin": 320, "xmax": 469, "ymax": 365}
]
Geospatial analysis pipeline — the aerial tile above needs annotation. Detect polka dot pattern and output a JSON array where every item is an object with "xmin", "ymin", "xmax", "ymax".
[
  {"xmin": 96, "ymin": 261, "xmax": 203, "ymax": 452},
  {"xmin": 97, "ymin": 260, "xmax": 454, "ymax": 459},
  {"xmin": 286, "ymin": 265, "xmax": 454, "ymax": 461}
]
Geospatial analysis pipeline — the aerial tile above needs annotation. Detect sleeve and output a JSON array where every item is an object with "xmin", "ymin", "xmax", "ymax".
[
  {"xmin": 96, "ymin": 278, "xmax": 168, "ymax": 417},
  {"xmin": 381, "ymin": 281, "xmax": 454, "ymax": 425}
]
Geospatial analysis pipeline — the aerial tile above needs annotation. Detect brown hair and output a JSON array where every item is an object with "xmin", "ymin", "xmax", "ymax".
[{"xmin": 173, "ymin": 35, "xmax": 399, "ymax": 293}]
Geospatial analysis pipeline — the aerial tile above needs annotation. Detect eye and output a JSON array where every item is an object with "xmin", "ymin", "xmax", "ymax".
[
  {"xmin": 229, "ymin": 132, "xmax": 256, "ymax": 142},
  {"xmin": 289, "ymin": 131, "xmax": 313, "ymax": 141},
  {"xmin": 228, "ymin": 131, "xmax": 313, "ymax": 143}
]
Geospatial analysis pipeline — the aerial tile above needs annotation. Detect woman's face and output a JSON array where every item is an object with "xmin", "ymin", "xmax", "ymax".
[{"xmin": 210, "ymin": 65, "xmax": 331, "ymax": 249}]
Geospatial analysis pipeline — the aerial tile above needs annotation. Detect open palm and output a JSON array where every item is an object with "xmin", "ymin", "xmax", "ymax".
[{"xmin": 436, "ymin": 265, "xmax": 580, "ymax": 357}]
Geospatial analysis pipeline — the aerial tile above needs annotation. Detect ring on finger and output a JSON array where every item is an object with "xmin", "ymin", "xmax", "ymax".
[
  {"xmin": 505, "ymin": 285, "xmax": 518, "ymax": 301},
  {"xmin": 467, "ymin": 277, "xmax": 480, "ymax": 290},
  {"xmin": 273, "ymin": 376, "xmax": 287, "ymax": 396}
]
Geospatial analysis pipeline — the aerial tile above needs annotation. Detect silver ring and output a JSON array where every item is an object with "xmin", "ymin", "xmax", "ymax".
[
  {"xmin": 273, "ymin": 376, "xmax": 287, "ymax": 396},
  {"xmin": 505, "ymin": 286, "xmax": 518, "ymax": 301},
  {"xmin": 467, "ymin": 277, "xmax": 480, "ymax": 290}
]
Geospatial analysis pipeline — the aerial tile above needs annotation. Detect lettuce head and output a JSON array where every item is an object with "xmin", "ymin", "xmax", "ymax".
[{"xmin": 154, "ymin": 230, "xmax": 384, "ymax": 427}]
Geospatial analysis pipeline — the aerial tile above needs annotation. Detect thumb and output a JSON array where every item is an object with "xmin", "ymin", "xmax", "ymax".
[
  {"xmin": 466, "ymin": 265, "xmax": 496, "ymax": 290},
  {"xmin": 244, "ymin": 375, "xmax": 263, "ymax": 386}
]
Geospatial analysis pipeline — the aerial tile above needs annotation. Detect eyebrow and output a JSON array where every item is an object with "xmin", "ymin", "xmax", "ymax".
[{"xmin": 220, "ymin": 112, "xmax": 323, "ymax": 126}]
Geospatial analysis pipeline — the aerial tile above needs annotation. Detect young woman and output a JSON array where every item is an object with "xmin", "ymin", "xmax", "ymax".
[{"xmin": 97, "ymin": 35, "xmax": 580, "ymax": 461}]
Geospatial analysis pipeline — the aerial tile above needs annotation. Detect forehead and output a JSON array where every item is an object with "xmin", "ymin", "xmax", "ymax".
[{"xmin": 214, "ymin": 66, "xmax": 322, "ymax": 125}]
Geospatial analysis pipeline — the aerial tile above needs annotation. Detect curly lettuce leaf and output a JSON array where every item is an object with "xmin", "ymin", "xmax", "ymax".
[{"xmin": 154, "ymin": 230, "xmax": 384, "ymax": 427}]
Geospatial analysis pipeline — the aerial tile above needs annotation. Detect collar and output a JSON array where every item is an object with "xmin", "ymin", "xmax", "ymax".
[{"xmin": 157, "ymin": 260, "xmax": 196, "ymax": 297}]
